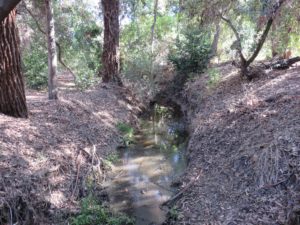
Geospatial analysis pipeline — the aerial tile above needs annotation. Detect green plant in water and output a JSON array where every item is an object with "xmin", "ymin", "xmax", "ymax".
[
  {"xmin": 207, "ymin": 68, "xmax": 221, "ymax": 87},
  {"xmin": 71, "ymin": 195, "xmax": 134, "ymax": 225},
  {"xmin": 116, "ymin": 122, "xmax": 134, "ymax": 146}
]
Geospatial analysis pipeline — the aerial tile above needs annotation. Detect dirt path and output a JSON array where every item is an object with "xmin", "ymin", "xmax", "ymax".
[
  {"xmin": 168, "ymin": 65, "xmax": 300, "ymax": 224},
  {"xmin": 0, "ymin": 75, "xmax": 142, "ymax": 224}
]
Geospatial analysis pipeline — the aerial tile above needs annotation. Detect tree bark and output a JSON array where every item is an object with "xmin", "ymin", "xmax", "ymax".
[
  {"xmin": 0, "ymin": 9, "xmax": 28, "ymax": 118},
  {"xmin": 150, "ymin": 0, "xmax": 158, "ymax": 93},
  {"xmin": 0, "ymin": 0, "xmax": 21, "ymax": 22},
  {"xmin": 150, "ymin": 0, "xmax": 158, "ymax": 53},
  {"xmin": 45, "ymin": 0, "xmax": 58, "ymax": 99},
  {"xmin": 101, "ymin": 0, "xmax": 122, "ymax": 86},
  {"xmin": 210, "ymin": 21, "xmax": 221, "ymax": 58}
]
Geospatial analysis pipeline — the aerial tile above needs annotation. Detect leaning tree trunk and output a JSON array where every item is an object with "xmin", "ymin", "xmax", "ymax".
[
  {"xmin": 101, "ymin": 0, "xmax": 122, "ymax": 86},
  {"xmin": 221, "ymin": 0, "xmax": 287, "ymax": 79},
  {"xmin": 0, "ymin": 9, "xmax": 28, "ymax": 118},
  {"xmin": 45, "ymin": 0, "xmax": 58, "ymax": 99}
]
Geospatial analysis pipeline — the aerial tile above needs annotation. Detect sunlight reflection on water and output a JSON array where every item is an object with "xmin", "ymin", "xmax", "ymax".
[{"xmin": 107, "ymin": 104, "xmax": 188, "ymax": 225}]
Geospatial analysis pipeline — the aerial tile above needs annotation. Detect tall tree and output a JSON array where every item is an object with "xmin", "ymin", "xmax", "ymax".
[
  {"xmin": 45, "ymin": 0, "xmax": 58, "ymax": 99},
  {"xmin": 0, "ymin": 0, "xmax": 21, "ymax": 22},
  {"xmin": 101, "ymin": 0, "xmax": 122, "ymax": 86},
  {"xmin": 0, "ymin": 9, "xmax": 28, "ymax": 118}
]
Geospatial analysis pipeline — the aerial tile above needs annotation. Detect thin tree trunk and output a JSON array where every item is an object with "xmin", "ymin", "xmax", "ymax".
[
  {"xmin": 0, "ymin": 9, "xmax": 28, "ymax": 118},
  {"xmin": 210, "ymin": 21, "xmax": 221, "ymax": 58},
  {"xmin": 101, "ymin": 0, "xmax": 122, "ymax": 86},
  {"xmin": 150, "ymin": 0, "xmax": 158, "ymax": 54},
  {"xmin": 221, "ymin": 0, "xmax": 286, "ymax": 78},
  {"xmin": 45, "ymin": 0, "xmax": 58, "ymax": 99},
  {"xmin": 150, "ymin": 0, "xmax": 158, "ymax": 94},
  {"xmin": 23, "ymin": 2, "xmax": 77, "ymax": 82}
]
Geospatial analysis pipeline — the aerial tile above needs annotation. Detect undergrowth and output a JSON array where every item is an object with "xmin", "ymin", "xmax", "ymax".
[
  {"xmin": 207, "ymin": 68, "xmax": 221, "ymax": 87},
  {"xmin": 116, "ymin": 122, "xmax": 134, "ymax": 146},
  {"xmin": 71, "ymin": 195, "xmax": 134, "ymax": 225}
]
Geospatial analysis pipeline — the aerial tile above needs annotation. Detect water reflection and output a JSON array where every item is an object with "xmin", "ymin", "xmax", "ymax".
[{"xmin": 108, "ymin": 104, "xmax": 187, "ymax": 225}]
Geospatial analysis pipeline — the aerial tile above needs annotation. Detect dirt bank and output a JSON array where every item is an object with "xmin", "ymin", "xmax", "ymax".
[
  {"xmin": 0, "ymin": 83, "xmax": 142, "ymax": 224},
  {"xmin": 169, "ymin": 64, "xmax": 300, "ymax": 224}
]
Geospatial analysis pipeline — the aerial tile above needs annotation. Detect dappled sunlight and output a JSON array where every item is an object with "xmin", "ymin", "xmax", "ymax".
[
  {"xmin": 45, "ymin": 191, "xmax": 67, "ymax": 208},
  {"xmin": 0, "ymin": 82, "xmax": 142, "ymax": 224}
]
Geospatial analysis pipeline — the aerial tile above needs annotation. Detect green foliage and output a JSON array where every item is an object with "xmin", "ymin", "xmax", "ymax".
[
  {"xmin": 106, "ymin": 153, "xmax": 120, "ymax": 164},
  {"xmin": 207, "ymin": 68, "xmax": 221, "ymax": 87},
  {"xmin": 169, "ymin": 206, "xmax": 180, "ymax": 220},
  {"xmin": 23, "ymin": 43, "xmax": 48, "ymax": 90},
  {"xmin": 71, "ymin": 195, "xmax": 134, "ymax": 225},
  {"xmin": 168, "ymin": 28, "xmax": 212, "ymax": 74},
  {"xmin": 154, "ymin": 104, "xmax": 170, "ymax": 119},
  {"xmin": 116, "ymin": 122, "xmax": 135, "ymax": 146},
  {"xmin": 103, "ymin": 153, "xmax": 120, "ymax": 168},
  {"xmin": 54, "ymin": 0, "xmax": 102, "ymax": 89}
]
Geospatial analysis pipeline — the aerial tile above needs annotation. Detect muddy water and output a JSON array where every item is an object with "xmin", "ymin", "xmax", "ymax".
[{"xmin": 108, "ymin": 104, "xmax": 188, "ymax": 225}]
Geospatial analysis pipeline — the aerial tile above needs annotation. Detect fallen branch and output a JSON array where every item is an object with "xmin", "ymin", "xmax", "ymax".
[
  {"xmin": 162, "ymin": 171, "xmax": 202, "ymax": 206},
  {"xmin": 263, "ymin": 56, "xmax": 300, "ymax": 70}
]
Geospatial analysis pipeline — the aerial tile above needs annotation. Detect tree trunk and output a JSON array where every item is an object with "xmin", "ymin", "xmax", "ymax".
[
  {"xmin": 150, "ymin": 0, "xmax": 158, "ymax": 93},
  {"xmin": 101, "ymin": 0, "xmax": 122, "ymax": 86},
  {"xmin": 210, "ymin": 21, "xmax": 221, "ymax": 59},
  {"xmin": 150, "ymin": 0, "xmax": 158, "ymax": 53},
  {"xmin": 0, "ymin": 9, "xmax": 28, "ymax": 118},
  {"xmin": 45, "ymin": 0, "xmax": 58, "ymax": 99},
  {"xmin": 0, "ymin": 0, "xmax": 21, "ymax": 22},
  {"xmin": 221, "ymin": 0, "xmax": 287, "ymax": 79}
]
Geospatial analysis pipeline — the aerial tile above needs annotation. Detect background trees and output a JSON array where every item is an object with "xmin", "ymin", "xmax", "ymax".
[{"xmin": 1, "ymin": 0, "xmax": 299, "ymax": 118}]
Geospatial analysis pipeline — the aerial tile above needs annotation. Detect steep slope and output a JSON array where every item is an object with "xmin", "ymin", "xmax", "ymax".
[
  {"xmin": 0, "ymin": 83, "xmax": 142, "ymax": 224},
  {"xmin": 171, "ymin": 64, "xmax": 300, "ymax": 224}
]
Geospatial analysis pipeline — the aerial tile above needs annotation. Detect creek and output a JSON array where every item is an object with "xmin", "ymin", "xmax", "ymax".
[{"xmin": 107, "ymin": 103, "xmax": 188, "ymax": 225}]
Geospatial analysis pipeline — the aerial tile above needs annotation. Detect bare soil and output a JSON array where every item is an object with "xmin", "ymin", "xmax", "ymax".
[
  {"xmin": 169, "ymin": 64, "xmax": 300, "ymax": 224},
  {"xmin": 0, "ymin": 77, "xmax": 142, "ymax": 224}
]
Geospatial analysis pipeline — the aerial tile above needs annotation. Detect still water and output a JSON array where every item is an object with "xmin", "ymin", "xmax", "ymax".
[{"xmin": 107, "ymin": 104, "xmax": 187, "ymax": 225}]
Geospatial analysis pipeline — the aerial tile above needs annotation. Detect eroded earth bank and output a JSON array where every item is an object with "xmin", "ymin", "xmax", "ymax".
[
  {"xmin": 165, "ymin": 64, "xmax": 300, "ymax": 225},
  {"xmin": 0, "ymin": 82, "xmax": 143, "ymax": 224}
]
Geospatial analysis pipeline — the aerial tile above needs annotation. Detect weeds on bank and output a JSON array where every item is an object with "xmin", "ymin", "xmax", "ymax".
[
  {"xmin": 116, "ymin": 122, "xmax": 134, "ymax": 146},
  {"xmin": 103, "ymin": 153, "xmax": 120, "ymax": 168},
  {"xmin": 71, "ymin": 195, "xmax": 134, "ymax": 225},
  {"xmin": 169, "ymin": 206, "xmax": 180, "ymax": 220},
  {"xmin": 207, "ymin": 68, "xmax": 221, "ymax": 87}
]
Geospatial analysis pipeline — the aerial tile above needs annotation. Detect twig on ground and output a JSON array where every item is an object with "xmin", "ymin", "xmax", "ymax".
[{"xmin": 162, "ymin": 171, "xmax": 202, "ymax": 206}]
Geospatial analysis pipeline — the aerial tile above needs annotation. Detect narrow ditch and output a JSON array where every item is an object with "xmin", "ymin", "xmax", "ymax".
[{"xmin": 106, "ymin": 102, "xmax": 189, "ymax": 225}]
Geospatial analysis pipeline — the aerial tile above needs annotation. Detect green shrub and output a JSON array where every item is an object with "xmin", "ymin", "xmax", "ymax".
[
  {"xmin": 116, "ymin": 122, "xmax": 134, "ymax": 146},
  {"xmin": 168, "ymin": 28, "xmax": 211, "ymax": 74},
  {"xmin": 23, "ymin": 45, "xmax": 48, "ymax": 90},
  {"xmin": 71, "ymin": 195, "xmax": 134, "ymax": 225},
  {"xmin": 207, "ymin": 68, "xmax": 221, "ymax": 87}
]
